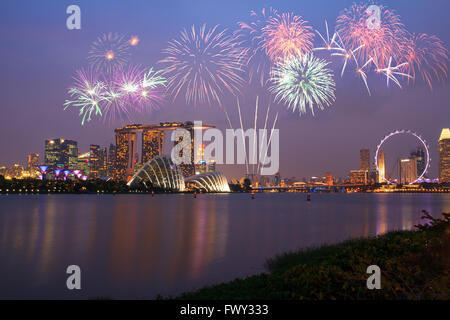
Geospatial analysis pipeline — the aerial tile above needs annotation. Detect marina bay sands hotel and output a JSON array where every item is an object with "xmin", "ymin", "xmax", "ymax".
[{"xmin": 113, "ymin": 122, "xmax": 214, "ymax": 182}]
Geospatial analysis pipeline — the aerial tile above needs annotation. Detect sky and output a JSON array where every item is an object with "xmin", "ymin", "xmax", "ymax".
[{"xmin": 0, "ymin": 0, "xmax": 449, "ymax": 180}]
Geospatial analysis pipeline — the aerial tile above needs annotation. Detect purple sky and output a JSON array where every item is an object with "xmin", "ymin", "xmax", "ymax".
[{"xmin": 0, "ymin": 0, "xmax": 449, "ymax": 180}]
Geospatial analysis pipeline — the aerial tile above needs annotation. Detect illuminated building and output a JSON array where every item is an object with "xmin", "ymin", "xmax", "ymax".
[
  {"xmin": 77, "ymin": 152, "xmax": 90, "ymax": 176},
  {"xmin": 113, "ymin": 122, "xmax": 214, "ymax": 182},
  {"xmin": 142, "ymin": 130, "xmax": 164, "ymax": 164},
  {"xmin": 410, "ymin": 147, "xmax": 426, "ymax": 177},
  {"xmin": 64, "ymin": 140, "xmax": 78, "ymax": 170},
  {"xmin": 127, "ymin": 155, "xmax": 185, "ymax": 191},
  {"xmin": 185, "ymin": 172, "xmax": 230, "ymax": 192},
  {"xmin": 349, "ymin": 170, "xmax": 368, "ymax": 185},
  {"xmin": 107, "ymin": 144, "xmax": 116, "ymax": 177},
  {"xmin": 0, "ymin": 166, "xmax": 6, "ymax": 177},
  {"xmin": 89, "ymin": 145, "xmax": 100, "ymax": 179},
  {"xmin": 399, "ymin": 158, "xmax": 417, "ymax": 184},
  {"xmin": 439, "ymin": 128, "xmax": 450, "ymax": 182},
  {"xmin": 99, "ymin": 147, "xmax": 107, "ymax": 177},
  {"xmin": 325, "ymin": 172, "xmax": 333, "ymax": 186},
  {"xmin": 377, "ymin": 150, "xmax": 386, "ymax": 183},
  {"xmin": 44, "ymin": 138, "xmax": 78, "ymax": 168},
  {"xmin": 360, "ymin": 149, "xmax": 370, "ymax": 171},
  {"xmin": 27, "ymin": 153, "xmax": 39, "ymax": 170}
]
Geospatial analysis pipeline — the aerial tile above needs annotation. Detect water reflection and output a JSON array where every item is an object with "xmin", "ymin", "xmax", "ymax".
[{"xmin": 0, "ymin": 193, "xmax": 448, "ymax": 299}]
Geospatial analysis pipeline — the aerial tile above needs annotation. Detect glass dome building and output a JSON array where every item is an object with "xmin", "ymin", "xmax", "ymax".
[
  {"xmin": 127, "ymin": 156, "xmax": 185, "ymax": 191},
  {"xmin": 185, "ymin": 172, "xmax": 230, "ymax": 192}
]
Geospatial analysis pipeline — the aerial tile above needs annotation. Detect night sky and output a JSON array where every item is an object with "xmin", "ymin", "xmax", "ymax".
[{"xmin": 0, "ymin": 0, "xmax": 449, "ymax": 180}]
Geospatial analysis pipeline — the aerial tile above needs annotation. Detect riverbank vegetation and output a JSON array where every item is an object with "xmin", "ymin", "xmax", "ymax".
[{"xmin": 177, "ymin": 211, "xmax": 450, "ymax": 300}]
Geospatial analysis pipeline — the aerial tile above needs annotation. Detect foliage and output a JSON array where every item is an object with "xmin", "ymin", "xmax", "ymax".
[{"xmin": 177, "ymin": 213, "xmax": 450, "ymax": 300}]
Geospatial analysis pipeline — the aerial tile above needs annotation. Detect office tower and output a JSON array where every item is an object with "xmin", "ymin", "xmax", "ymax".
[
  {"xmin": 325, "ymin": 172, "xmax": 333, "ymax": 186},
  {"xmin": 89, "ymin": 145, "xmax": 102, "ymax": 179},
  {"xmin": 99, "ymin": 147, "xmax": 107, "ymax": 177},
  {"xmin": 27, "ymin": 153, "xmax": 39, "ymax": 170},
  {"xmin": 377, "ymin": 150, "xmax": 386, "ymax": 183},
  {"xmin": 45, "ymin": 139, "xmax": 63, "ymax": 166},
  {"xmin": 107, "ymin": 144, "xmax": 116, "ymax": 177},
  {"xmin": 410, "ymin": 147, "xmax": 426, "ymax": 177},
  {"xmin": 114, "ymin": 126, "xmax": 138, "ymax": 182},
  {"xmin": 349, "ymin": 170, "xmax": 368, "ymax": 185},
  {"xmin": 44, "ymin": 138, "xmax": 77, "ymax": 168},
  {"xmin": 142, "ymin": 129, "xmax": 164, "ymax": 163},
  {"xmin": 360, "ymin": 149, "xmax": 370, "ymax": 171},
  {"xmin": 399, "ymin": 158, "xmax": 417, "ymax": 184},
  {"xmin": 77, "ymin": 152, "xmax": 90, "ymax": 176},
  {"xmin": 439, "ymin": 128, "xmax": 450, "ymax": 182},
  {"xmin": 65, "ymin": 140, "xmax": 78, "ymax": 170}
]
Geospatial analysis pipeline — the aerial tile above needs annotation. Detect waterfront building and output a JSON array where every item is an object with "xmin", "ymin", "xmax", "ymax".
[
  {"xmin": 377, "ymin": 150, "xmax": 386, "ymax": 183},
  {"xmin": 360, "ymin": 149, "xmax": 370, "ymax": 171},
  {"xmin": 27, "ymin": 153, "xmax": 39, "ymax": 170},
  {"xmin": 107, "ymin": 144, "xmax": 116, "ymax": 177},
  {"xmin": 410, "ymin": 147, "xmax": 426, "ymax": 177},
  {"xmin": 89, "ymin": 145, "xmax": 101, "ymax": 179},
  {"xmin": 439, "ymin": 128, "xmax": 450, "ymax": 182},
  {"xmin": 77, "ymin": 152, "xmax": 90, "ymax": 177},
  {"xmin": 185, "ymin": 172, "xmax": 230, "ymax": 192},
  {"xmin": 113, "ymin": 122, "xmax": 214, "ymax": 182},
  {"xmin": 127, "ymin": 155, "xmax": 185, "ymax": 191},
  {"xmin": 349, "ymin": 170, "xmax": 368, "ymax": 185},
  {"xmin": 44, "ymin": 139, "xmax": 78, "ymax": 168},
  {"xmin": 399, "ymin": 158, "xmax": 417, "ymax": 184}
]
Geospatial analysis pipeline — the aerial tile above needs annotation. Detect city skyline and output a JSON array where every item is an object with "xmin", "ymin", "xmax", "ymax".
[
  {"xmin": 0, "ymin": 0, "xmax": 449, "ymax": 179},
  {"xmin": 1, "ymin": 124, "xmax": 448, "ymax": 183}
]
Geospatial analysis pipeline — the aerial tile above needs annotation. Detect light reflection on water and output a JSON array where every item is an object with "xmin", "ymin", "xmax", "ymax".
[{"xmin": 0, "ymin": 193, "xmax": 448, "ymax": 299}]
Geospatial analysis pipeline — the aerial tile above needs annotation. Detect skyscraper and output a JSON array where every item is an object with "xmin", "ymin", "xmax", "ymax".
[
  {"xmin": 99, "ymin": 147, "xmax": 108, "ymax": 177},
  {"xmin": 44, "ymin": 139, "xmax": 77, "ymax": 168},
  {"xmin": 360, "ymin": 149, "xmax": 370, "ymax": 171},
  {"xmin": 27, "ymin": 153, "xmax": 39, "ymax": 170},
  {"xmin": 399, "ymin": 158, "xmax": 417, "ymax": 184},
  {"xmin": 410, "ymin": 147, "xmax": 426, "ymax": 178},
  {"xmin": 377, "ymin": 150, "xmax": 385, "ymax": 183},
  {"xmin": 439, "ymin": 128, "xmax": 450, "ymax": 183},
  {"xmin": 113, "ymin": 122, "xmax": 214, "ymax": 182},
  {"xmin": 107, "ymin": 143, "xmax": 116, "ymax": 177},
  {"xmin": 142, "ymin": 129, "xmax": 164, "ymax": 164},
  {"xmin": 89, "ymin": 145, "xmax": 107, "ymax": 179},
  {"xmin": 114, "ymin": 126, "xmax": 138, "ymax": 182}
]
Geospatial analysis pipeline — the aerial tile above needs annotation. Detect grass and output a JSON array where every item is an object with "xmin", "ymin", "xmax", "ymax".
[{"xmin": 176, "ymin": 211, "xmax": 450, "ymax": 300}]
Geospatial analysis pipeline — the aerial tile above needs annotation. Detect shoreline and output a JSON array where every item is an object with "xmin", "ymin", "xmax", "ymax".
[{"xmin": 175, "ymin": 213, "xmax": 449, "ymax": 300}]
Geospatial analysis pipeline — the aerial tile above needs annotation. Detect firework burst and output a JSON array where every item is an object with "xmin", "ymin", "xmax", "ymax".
[
  {"xmin": 235, "ymin": 8, "xmax": 277, "ymax": 86},
  {"xmin": 160, "ymin": 24, "xmax": 245, "ymax": 106},
  {"xmin": 270, "ymin": 53, "xmax": 336, "ymax": 115},
  {"xmin": 63, "ymin": 68, "xmax": 108, "ymax": 125},
  {"xmin": 88, "ymin": 32, "xmax": 131, "ymax": 73},
  {"xmin": 263, "ymin": 12, "xmax": 314, "ymax": 61},
  {"xmin": 336, "ymin": 3, "xmax": 408, "ymax": 68},
  {"xmin": 403, "ymin": 33, "xmax": 449, "ymax": 90}
]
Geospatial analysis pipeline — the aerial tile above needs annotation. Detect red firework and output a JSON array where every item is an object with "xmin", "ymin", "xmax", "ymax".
[
  {"xmin": 403, "ymin": 33, "xmax": 449, "ymax": 90},
  {"xmin": 336, "ymin": 3, "xmax": 408, "ymax": 68}
]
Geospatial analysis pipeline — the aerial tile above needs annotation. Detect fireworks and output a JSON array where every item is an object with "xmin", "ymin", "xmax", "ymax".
[
  {"xmin": 403, "ymin": 33, "xmax": 448, "ymax": 90},
  {"xmin": 63, "ymin": 68, "xmax": 108, "ymax": 125},
  {"xmin": 263, "ymin": 12, "xmax": 314, "ymax": 61},
  {"xmin": 160, "ymin": 24, "xmax": 245, "ymax": 106},
  {"xmin": 235, "ymin": 8, "xmax": 278, "ymax": 86},
  {"xmin": 336, "ymin": 3, "xmax": 408, "ymax": 68},
  {"xmin": 270, "ymin": 53, "xmax": 336, "ymax": 115},
  {"xmin": 88, "ymin": 33, "xmax": 131, "ymax": 73},
  {"xmin": 64, "ymin": 66, "xmax": 166, "ymax": 124},
  {"xmin": 129, "ymin": 36, "xmax": 140, "ymax": 46}
]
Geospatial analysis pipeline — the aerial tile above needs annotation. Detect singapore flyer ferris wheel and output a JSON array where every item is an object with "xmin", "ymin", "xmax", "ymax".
[{"xmin": 375, "ymin": 130, "xmax": 431, "ymax": 185}]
